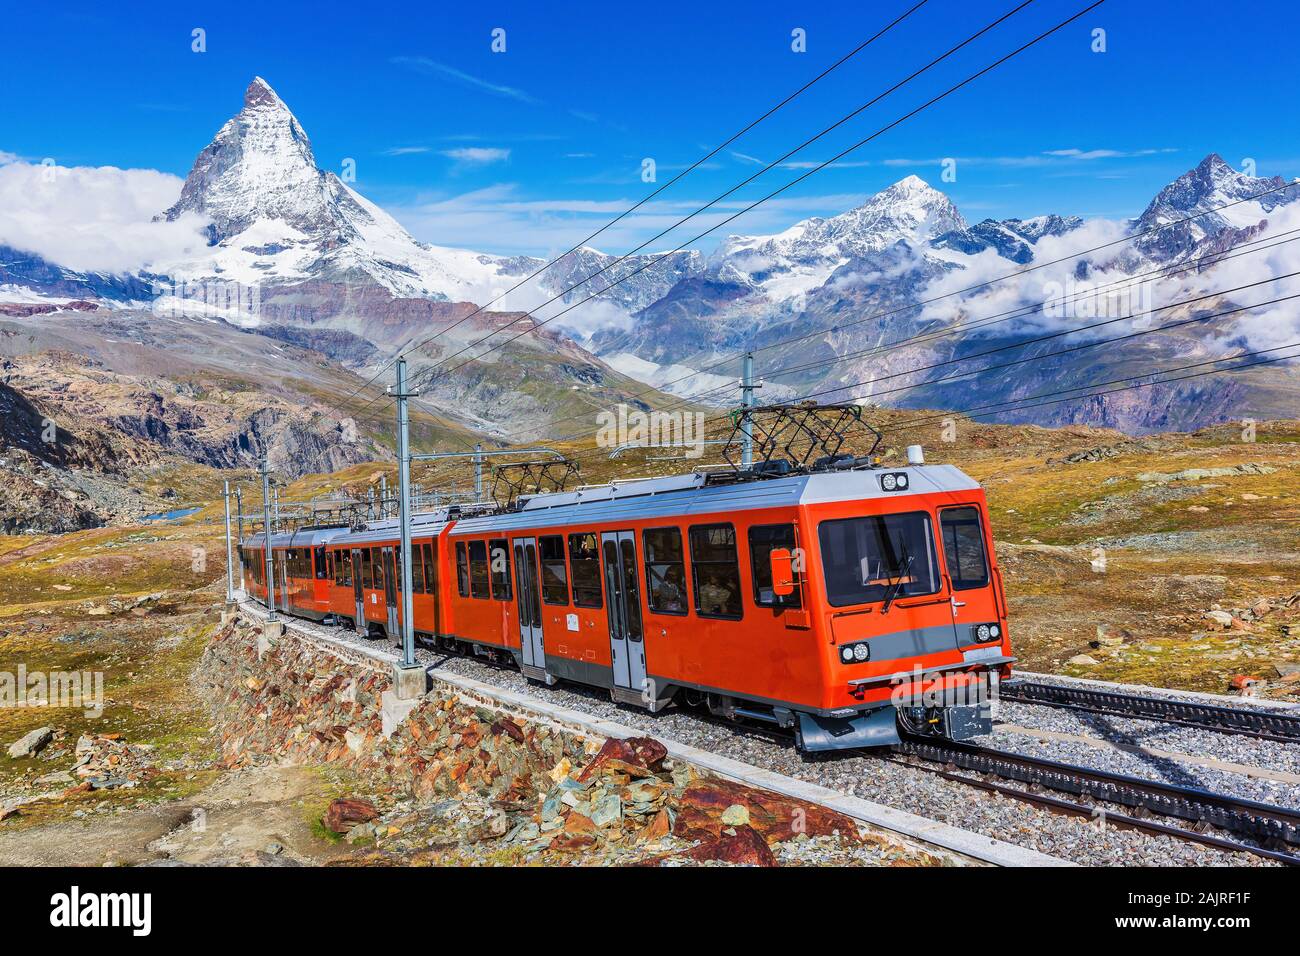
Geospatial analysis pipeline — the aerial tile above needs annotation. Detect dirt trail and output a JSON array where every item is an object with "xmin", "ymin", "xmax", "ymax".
[{"xmin": 0, "ymin": 766, "xmax": 353, "ymax": 867}]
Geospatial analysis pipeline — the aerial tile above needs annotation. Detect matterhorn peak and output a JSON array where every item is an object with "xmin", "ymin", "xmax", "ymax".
[{"xmin": 242, "ymin": 75, "xmax": 290, "ymax": 112}]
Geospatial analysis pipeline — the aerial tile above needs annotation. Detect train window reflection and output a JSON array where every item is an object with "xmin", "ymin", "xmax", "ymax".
[{"xmin": 818, "ymin": 512, "xmax": 937, "ymax": 608}]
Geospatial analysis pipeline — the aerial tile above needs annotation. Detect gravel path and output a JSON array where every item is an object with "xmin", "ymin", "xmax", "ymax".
[{"xmin": 262, "ymin": 613, "xmax": 1292, "ymax": 868}]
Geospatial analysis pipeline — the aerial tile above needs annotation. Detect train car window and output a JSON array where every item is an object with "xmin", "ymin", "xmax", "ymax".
[
  {"xmin": 361, "ymin": 549, "xmax": 373, "ymax": 589},
  {"xmin": 410, "ymin": 543, "xmax": 425, "ymax": 594},
  {"xmin": 489, "ymin": 538, "xmax": 512, "ymax": 601},
  {"xmin": 567, "ymin": 533, "xmax": 602, "ymax": 608},
  {"xmin": 372, "ymin": 548, "xmax": 385, "ymax": 591},
  {"xmin": 644, "ymin": 528, "xmax": 688, "ymax": 615},
  {"xmin": 818, "ymin": 512, "xmax": 938, "ymax": 608},
  {"xmin": 395, "ymin": 549, "xmax": 404, "ymax": 593},
  {"xmin": 468, "ymin": 540, "xmax": 491, "ymax": 599},
  {"xmin": 688, "ymin": 524, "xmax": 743, "ymax": 620},
  {"xmin": 748, "ymin": 524, "xmax": 803, "ymax": 608},
  {"xmin": 455, "ymin": 541, "xmax": 470, "ymax": 597},
  {"xmin": 539, "ymin": 535, "xmax": 569, "ymax": 605},
  {"xmin": 423, "ymin": 542, "xmax": 437, "ymax": 593},
  {"xmin": 316, "ymin": 546, "xmax": 328, "ymax": 579},
  {"xmin": 941, "ymin": 507, "xmax": 990, "ymax": 591}
]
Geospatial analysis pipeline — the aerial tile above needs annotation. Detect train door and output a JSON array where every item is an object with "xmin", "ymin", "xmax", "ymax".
[
  {"xmin": 277, "ymin": 551, "xmax": 290, "ymax": 609},
  {"xmin": 382, "ymin": 546, "xmax": 399, "ymax": 637},
  {"xmin": 939, "ymin": 506, "xmax": 999, "ymax": 653},
  {"xmin": 601, "ymin": 531, "xmax": 646, "ymax": 692},
  {"xmin": 350, "ymin": 549, "xmax": 365, "ymax": 631},
  {"xmin": 512, "ymin": 537, "xmax": 545, "ymax": 668}
]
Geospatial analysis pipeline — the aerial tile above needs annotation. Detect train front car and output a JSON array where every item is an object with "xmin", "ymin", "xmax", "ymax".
[{"xmin": 794, "ymin": 456, "xmax": 1012, "ymax": 751}]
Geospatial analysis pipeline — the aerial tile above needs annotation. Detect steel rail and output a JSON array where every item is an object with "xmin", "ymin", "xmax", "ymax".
[
  {"xmin": 1001, "ymin": 680, "xmax": 1300, "ymax": 744},
  {"xmin": 886, "ymin": 753, "xmax": 1300, "ymax": 866},
  {"xmin": 895, "ymin": 734, "xmax": 1300, "ymax": 859}
]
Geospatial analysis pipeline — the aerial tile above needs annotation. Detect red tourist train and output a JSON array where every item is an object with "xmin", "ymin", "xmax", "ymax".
[{"xmin": 240, "ymin": 450, "xmax": 1012, "ymax": 751}]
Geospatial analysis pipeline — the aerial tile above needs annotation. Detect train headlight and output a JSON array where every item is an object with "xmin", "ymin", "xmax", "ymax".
[
  {"xmin": 975, "ymin": 624, "xmax": 991, "ymax": 641},
  {"xmin": 852, "ymin": 643, "xmax": 869, "ymax": 661},
  {"xmin": 896, "ymin": 473, "xmax": 909, "ymax": 490},
  {"xmin": 840, "ymin": 646, "xmax": 855, "ymax": 663},
  {"xmin": 990, "ymin": 624, "xmax": 1001, "ymax": 639},
  {"xmin": 881, "ymin": 474, "xmax": 897, "ymax": 491}
]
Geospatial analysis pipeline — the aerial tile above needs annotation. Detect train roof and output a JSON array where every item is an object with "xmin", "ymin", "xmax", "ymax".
[
  {"xmin": 239, "ymin": 463, "xmax": 981, "ymax": 548},
  {"xmin": 241, "ymin": 524, "xmax": 350, "ymax": 549},
  {"xmin": 449, "ymin": 463, "xmax": 979, "ymax": 536}
]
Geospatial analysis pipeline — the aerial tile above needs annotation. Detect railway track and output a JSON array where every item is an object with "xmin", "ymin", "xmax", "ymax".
[
  {"xmin": 894, "ymin": 734, "xmax": 1300, "ymax": 865},
  {"xmin": 308, "ymin": 614, "xmax": 1300, "ymax": 864},
  {"xmin": 1000, "ymin": 679, "xmax": 1300, "ymax": 743}
]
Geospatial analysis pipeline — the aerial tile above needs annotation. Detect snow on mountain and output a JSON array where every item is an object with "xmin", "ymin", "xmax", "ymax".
[
  {"xmin": 156, "ymin": 77, "xmax": 533, "ymax": 303},
  {"xmin": 1132, "ymin": 153, "xmax": 1298, "ymax": 262},
  {"xmin": 710, "ymin": 175, "xmax": 968, "ymax": 301}
]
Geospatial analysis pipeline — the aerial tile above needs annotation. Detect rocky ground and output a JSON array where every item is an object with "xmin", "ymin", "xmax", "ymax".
[{"xmin": 0, "ymin": 524, "xmax": 945, "ymax": 866}]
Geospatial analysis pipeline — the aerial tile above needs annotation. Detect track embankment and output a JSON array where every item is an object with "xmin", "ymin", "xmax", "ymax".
[{"xmin": 216, "ymin": 604, "xmax": 1014, "ymax": 866}]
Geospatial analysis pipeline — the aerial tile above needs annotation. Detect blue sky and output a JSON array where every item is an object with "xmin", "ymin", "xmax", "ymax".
[{"xmin": 3, "ymin": 0, "xmax": 1297, "ymax": 257}]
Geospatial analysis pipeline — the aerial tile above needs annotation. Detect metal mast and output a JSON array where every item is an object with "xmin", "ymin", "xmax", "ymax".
[
  {"xmin": 740, "ymin": 351, "xmax": 758, "ymax": 468},
  {"xmin": 223, "ymin": 479, "xmax": 234, "ymax": 602},
  {"xmin": 260, "ymin": 459, "xmax": 277, "ymax": 621},
  {"xmin": 391, "ymin": 358, "xmax": 418, "ymax": 669}
]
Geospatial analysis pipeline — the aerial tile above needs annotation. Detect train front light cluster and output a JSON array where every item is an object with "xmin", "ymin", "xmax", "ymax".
[
  {"xmin": 972, "ymin": 623, "xmax": 1002, "ymax": 643},
  {"xmin": 839, "ymin": 641, "xmax": 870, "ymax": 663},
  {"xmin": 879, "ymin": 472, "xmax": 910, "ymax": 492}
]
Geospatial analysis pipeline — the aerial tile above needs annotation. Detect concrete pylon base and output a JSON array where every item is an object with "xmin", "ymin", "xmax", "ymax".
[
  {"xmin": 381, "ymin": 690, "xmax": 420, "ymax": 738},
  {"xmin": 258, "ymin": 619, "xmax": 284, "ymax": 659},
  {"xmin": 392, "ymin": 662, "xmax": 428, "ymax": 700}
]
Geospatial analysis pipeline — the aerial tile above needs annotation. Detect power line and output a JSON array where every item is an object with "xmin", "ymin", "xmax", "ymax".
[
  {"xmin": 391, "ymin": 0, "xmax": 1041, "ymax": 402},
  {"xmin": 874, "ymin": 341, "xmax": 1300, "ymax": 434},
  {"xmin": 537, "ymin": 274, "xmax": 1300, "ymax": 470},
  {"xmin": 479, "ymin": 178, "xmax": 1300, "ymax": 441},
  {"xmin": 416, "ymin": 0, "xmax": 1102, "ymax": 386},
  {"xmin": 328, "ymin": 0, "xmax": 932, "ymax": 420},
  {"xmin": 744, "ymin": 270, "xmax": 1300, "ymax": 407}
]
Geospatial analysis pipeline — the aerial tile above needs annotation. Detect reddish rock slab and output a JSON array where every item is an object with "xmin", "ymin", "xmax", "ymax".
[
  {"xmin": 639, "ymin": 824, "xmax": 778, "ymax": 867},
  {"xmin": 673, "ymin": 777, "xmax": 859, "ymax": 844},
  {"xmin": 576, "ymin": 735, "xmax": 667, "ymax": 782},
  {"xmin": 491, "ymin": 718, "xmax": 525, "ymax": 743},
  {"xmin": 323, "ymin": 798, "xmax": 379, "ymax": 834}
]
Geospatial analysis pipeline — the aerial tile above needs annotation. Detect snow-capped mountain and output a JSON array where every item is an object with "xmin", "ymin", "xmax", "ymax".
[
  {"xmin": 156, "ymin": 77, "xmax": 536, "ymax": 302},
  {"xmin": 932, "ymin": 214, "xmax": 1084, "ymax": 264},
  {"xmin": 710, "ymin": 175, "xmax": 967, "ymax": 300},
  {"xmin": 3, "ymin": 73, "xmax": 1298, "ymax": 437},
  {"xmin": 1132, "ymin": 153, "xmax": 1296, "ymax": 263},
  {"xmin": 153, "ymin": 77, "xmax": 706, "ymax": 319}
]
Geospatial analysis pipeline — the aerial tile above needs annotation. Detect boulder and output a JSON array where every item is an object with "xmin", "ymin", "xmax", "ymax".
[
  {"xmin": 683, "ymin": 825, "xmax": 778, "ymax": 867},
  {"xmin": 322, "ymin": 798, "xmax": 379, "ymax": 834},
  {"xmin": 7, "ymin": 726, "xmax": 54, "ymax": 759},
  {"xmin": 673, "ymin": 777, "xmax": 855, "ymax": 844}
]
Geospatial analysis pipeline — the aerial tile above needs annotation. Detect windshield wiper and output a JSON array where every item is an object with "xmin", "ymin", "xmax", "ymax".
[{"xmin": 881, "ymin": 550, "xmax": 914, "ymax": 614}]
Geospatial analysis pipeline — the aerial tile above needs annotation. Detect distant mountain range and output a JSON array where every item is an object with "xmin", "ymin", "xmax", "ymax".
[{"xmin": 3, "ymin": 76, "xmax": 1299, "ymax": 438}]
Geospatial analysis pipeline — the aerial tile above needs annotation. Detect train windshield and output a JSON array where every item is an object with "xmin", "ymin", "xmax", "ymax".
[{"xmin": 818, "ymin": 512, "xmax": 938, "ymax": 608}]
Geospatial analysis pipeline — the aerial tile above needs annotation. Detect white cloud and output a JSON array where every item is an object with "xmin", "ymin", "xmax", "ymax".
[
  {"xmin": 439, "ymin": 147, "xmax": 510, "ymax": 166},
  {"xmin": 916, "ymin": 206, "xmax": 1300, "ymax": 357},
  {"xmin": 0, "ymin": 155, "xmax": 210, "ymax": 274},
  {"xmin": 383, "ymin": 146, "xmax": 432, "ymax": 156},
  {"xmin": 390, "ymin": 57, "xmax": 538, "ymax": 104},
  {"xmin": 389, "ymin": 183, "xmax": 873, "ymax": 256}
]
